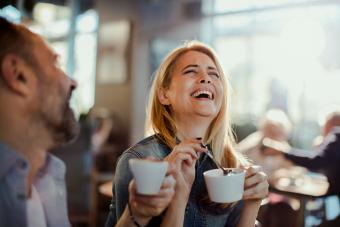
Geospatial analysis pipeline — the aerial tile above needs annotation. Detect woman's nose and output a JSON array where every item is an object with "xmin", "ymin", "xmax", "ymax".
[{"xmin": 199, "ymin": 77, "xmax": 211, "ymax": 84}]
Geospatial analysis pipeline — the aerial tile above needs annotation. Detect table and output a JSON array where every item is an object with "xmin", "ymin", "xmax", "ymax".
[
  {"xmin": 269, "ymin": 166, "xmax": 329, "ymax": 227},
  {"xmin": 99, "ymin": 181, "xmax": 113, "ymax": 198}
]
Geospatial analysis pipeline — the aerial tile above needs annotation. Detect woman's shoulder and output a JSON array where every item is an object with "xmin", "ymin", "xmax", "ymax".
[
  {"xmin": 122, "ymin": 134, "xmax": 171, "ymax": 160},
  {"xmin": 114, "ymin": 135, "xmax": 170, "ymax": 184}
]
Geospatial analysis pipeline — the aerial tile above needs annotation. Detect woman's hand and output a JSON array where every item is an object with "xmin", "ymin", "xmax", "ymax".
[
  {"xmin": 164, "ymin": 139, "xmax": 206, "ymax": 198},
  {"xmin": 237, "ymin": 166, "xmax": 269, "ymax": 227},
  {"xmin": 243, "ymin": 165, "xmax": 269, "ymax": 201},
  {"xmin": 128, "ymin": 170, "xmax": 176, "ymax": 225},
  {"xmin": 236, "ymin": 166, "xmax": 268, "ymax": 227}
]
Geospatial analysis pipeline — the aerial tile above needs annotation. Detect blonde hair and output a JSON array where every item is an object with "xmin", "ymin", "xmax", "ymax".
[{"xmin": 146, "ymin": 40, "xmax": 247, "ymax": 168}]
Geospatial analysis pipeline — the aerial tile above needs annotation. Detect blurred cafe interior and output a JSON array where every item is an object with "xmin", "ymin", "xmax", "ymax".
[{"xmin": 1, "ymin": 0, "xmax": 340, "ymax": 226}]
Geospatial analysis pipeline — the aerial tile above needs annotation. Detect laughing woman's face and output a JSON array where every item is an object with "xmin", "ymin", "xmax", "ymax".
[{"xmin": 158, "ymin": 50, "xmax": 223, "ymax": 123}]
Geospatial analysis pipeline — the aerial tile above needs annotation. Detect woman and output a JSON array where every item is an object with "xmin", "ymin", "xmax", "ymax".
[{"xmin": 106, "ymin": 41, "xmax": 268, "ymax": 227}]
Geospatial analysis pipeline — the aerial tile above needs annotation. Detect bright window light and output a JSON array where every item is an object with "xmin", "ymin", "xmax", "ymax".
[
  {"xmin": 0, "ymin": 5, "xmax": 21, "ymax": 22},
  {"xmin": 204, "ymin": 1, "xmax": 340, "ymax": 148}
]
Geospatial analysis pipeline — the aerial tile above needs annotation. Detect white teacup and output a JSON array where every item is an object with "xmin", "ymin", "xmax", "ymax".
[
  {"xmin": 129, "ymin": 159, "xmax": 168, "ymax": 195},
  {"xmin": 204, "ymin": 168, "xmax": 246, "ymax": 203}
]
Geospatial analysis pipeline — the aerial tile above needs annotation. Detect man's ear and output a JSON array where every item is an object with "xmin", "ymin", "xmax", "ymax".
[
  {"xmin": 157, "ymin": 87, "xmax": 171, "ymax": 105},
  {"xmin": 1, "ymin": 53, "xmax": 31, "ymax": 96}
]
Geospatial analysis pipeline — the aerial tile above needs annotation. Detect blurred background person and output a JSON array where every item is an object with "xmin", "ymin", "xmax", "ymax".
[
  {"xmin": 238, "ymin": 109, "xmax": 293, "ymax": 176},
  {"xmin": 264, "ymin": 109, "xmax": 340, "ymax": 196},
  {"xmin": 263, "ymin": 110, "xmax": 340, "ymax": 227}
]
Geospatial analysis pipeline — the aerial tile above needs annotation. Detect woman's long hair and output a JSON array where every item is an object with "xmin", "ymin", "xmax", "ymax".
[{"xmin": 145, "ymin": 40, "xmax": 248, "ymax": 169}]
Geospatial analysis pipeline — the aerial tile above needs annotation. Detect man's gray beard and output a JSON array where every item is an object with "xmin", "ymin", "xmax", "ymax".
[
  {"xmin": 36, "ymin": 85, "xmax": 80, "ymax": 148},
  {"xmin": 53, "ymin": 103, "xmax": 80, "ymax": 145},
  {"xmin": 32, "ymin": 66, "xmax": 79, "ymax": 148},
  {"xmin": 40, "ymin": 101, "xmax": 80, "ymax": 149}
]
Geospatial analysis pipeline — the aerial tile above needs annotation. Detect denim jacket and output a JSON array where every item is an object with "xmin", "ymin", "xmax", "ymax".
[
  {"xmin": 0, "ymin": 142, "xmax": 71, "ymax": 227},
  {"xmin": 106, "ymin": 135, "xmax": 243, "ymax": 227}
]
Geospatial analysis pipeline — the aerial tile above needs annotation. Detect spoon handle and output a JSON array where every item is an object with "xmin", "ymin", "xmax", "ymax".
[
  {"xmin": 200, "ymin": 142, "xmax": 230, "ymax": 175},
  {"xmin": 205, "ymin": 150, "xmax": 230, "ymax": 175}
]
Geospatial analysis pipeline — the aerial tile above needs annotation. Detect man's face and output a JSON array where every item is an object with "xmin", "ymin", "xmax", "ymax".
[{"xmin": 30, "ymin": 37, "xmax": 79, "ymax": 146}]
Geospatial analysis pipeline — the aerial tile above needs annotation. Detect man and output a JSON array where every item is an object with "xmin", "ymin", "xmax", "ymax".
[{"xmin": 0, "ymin": 17, "xmax": 79, "ymax": 227}]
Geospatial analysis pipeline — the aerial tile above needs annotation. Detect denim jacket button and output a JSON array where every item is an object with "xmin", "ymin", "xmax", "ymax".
[{"xmin": 185, "ymin": 204, "xmax": 189, "ymax": 215}]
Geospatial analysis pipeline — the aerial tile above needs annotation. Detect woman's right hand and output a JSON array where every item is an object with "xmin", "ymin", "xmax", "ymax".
[{"xmin": 164, "ymin": 139, "xmax": 207, "ymax": 198}]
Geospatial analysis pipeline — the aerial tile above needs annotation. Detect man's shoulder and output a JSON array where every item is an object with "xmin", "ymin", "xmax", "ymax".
[
  {"xmin": 0, "ymin": 142, "xmax": 27, "ymax": 179},
  {"xmin": 43, "ymin": 154, "xmax": 66, "ymax": 180}
]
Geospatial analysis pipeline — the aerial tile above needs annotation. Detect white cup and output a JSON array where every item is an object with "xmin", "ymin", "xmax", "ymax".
[
  {"xmin": 204, "ymin": 168, "xmax": 246, "ymax": 203},
  {"xmin": 129, "ymin": 159, "xmax": 168, "ymax": 195}
]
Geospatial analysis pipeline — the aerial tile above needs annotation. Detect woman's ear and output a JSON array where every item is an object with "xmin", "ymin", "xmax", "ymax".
[
  {"xmin": 1, "ymin": 54, "xmax": 32, "ymax": 96},
  {"xmin": 157, "ymin": 87, "xmax": 171, "ymax": 105}
]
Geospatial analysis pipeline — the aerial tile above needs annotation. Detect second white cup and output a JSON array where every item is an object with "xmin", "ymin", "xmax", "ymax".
[
  {"xmin": 129, "ymin": 159, "xmax": 168, "ymax": 195},
  {"xmin": 204, "ymin": 168, "xmax": 246, "ymax": 203}
]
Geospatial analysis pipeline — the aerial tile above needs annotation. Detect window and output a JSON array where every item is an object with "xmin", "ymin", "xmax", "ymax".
[
  {"xmin": 203, "ymin": 0, "xmax": 340, "ymax": 147},
  {"xmin": 30, "ymin": 3, "xmax": 98, "ymax": 116}
]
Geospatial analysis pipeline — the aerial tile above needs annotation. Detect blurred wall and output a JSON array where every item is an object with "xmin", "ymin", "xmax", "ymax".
[
  {"xmin": 95, "ymin": 0, "xmax": 202, "ymax": 145},
  {"xmin": 94, "ymin": 0, "xmax": 135, "ymax": 138}
]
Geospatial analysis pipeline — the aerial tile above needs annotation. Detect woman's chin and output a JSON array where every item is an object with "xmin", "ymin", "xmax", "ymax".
[{"xmin": 194, "ymin": 110, "xmax": 218, "ymax": 119}]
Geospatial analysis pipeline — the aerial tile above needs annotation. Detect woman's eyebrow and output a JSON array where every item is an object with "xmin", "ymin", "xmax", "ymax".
[
  {"xmin": 207, "ymin": 66, "xmax": 217, "ymax": 71},
  {"xmin": 181, "ymin": 64, "xmax": 198, "ymax": 72}
]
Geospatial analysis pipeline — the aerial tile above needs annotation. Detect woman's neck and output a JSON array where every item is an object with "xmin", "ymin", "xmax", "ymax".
[{"xmin": 174, "ymin": 115, "xmax": 212, "ymax": 141}]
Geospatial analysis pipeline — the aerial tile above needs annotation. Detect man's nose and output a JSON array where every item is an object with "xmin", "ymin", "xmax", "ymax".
[{"xmin": 70, "ymin": 78, "xmax": 77, "ymax": 91}]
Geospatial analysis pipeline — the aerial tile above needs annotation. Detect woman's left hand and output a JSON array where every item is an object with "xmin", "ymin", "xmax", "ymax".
[{"xmin": 243, "ymin": 165, "xmax": 269, "ymax": 200}]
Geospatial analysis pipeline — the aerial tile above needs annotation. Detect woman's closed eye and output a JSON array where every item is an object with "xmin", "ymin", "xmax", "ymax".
[
  {"xmin": 209, "ymin": 72, "xmax": 220, "ymax": 78},
  {"xmin": 183, "ymin": 69, "xmax": 197, "ymax": 75}
]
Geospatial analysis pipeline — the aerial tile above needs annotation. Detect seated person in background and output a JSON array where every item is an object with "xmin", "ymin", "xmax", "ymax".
[
  {"xmin": 106, "ymin": 41, "xmax": 268, "ymax": 227},
  {"xmin": 264, "ymin": 110, "xmax": 340, "ymax": 227},
  {"xmin": 238, "ymin": 109, "xmax": 293, "ymax": 176},
  {"xmin": 263, "ymin": 110, "xmax": 340, "ymax": 196},
  {"xmin": 87, "ymin": 107, "xmax": 114, "ymax": 152},
  {"xmin": 0, "ymin": 17, "xmax": 79, "ymax": 226}
]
